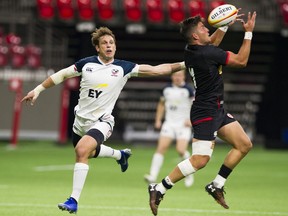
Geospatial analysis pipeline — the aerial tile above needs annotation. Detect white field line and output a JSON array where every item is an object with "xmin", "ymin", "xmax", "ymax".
[
  {"xmin": 34, "ymin": 164, "xmax": 74, "ymax": 172},
  {"xmin": 0, "ymin": 203, "xmax": 287, "ymax": 215}
]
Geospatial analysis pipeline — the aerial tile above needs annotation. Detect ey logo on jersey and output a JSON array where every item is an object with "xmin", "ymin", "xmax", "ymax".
[{"xmin": 88, "ymin": 83, "xmax": 108, "ymax": 98}]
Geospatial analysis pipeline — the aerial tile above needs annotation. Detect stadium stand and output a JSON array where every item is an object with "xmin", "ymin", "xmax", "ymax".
[
  {"xmin": 188, "ymin": 0, "xmax": 206, "ymax": 18},
  {"xmin": 167, "ymin": 0, "xmax": 185, "ymax": 23},
  {"xmin": 77, "ymin": 0, "xmax": 94, "ymax": 20},
  {"xmin": 146, "ymin": 0, "xmax": 164, "ymax": 23},
  {"xmin": 0, "ymin": 0, "xmax": 287, "ymax": 148}
]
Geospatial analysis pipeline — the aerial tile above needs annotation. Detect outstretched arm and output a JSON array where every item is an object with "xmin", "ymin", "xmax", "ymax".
[
  {"xmin": 137, "ymin": 62, "xmax": 185, "ymax": 77},
  {"xmin": 226, "ymin": 11, "xmax": 257, "ymax": 68},
  {"xmin": 210, "ymin": 10, "xmax": 244, "ymax": 46},
  {"xmin": 210, "ymin": 26, "xmax": 228, "ymax": 46},
  {"xmin": 21, "ymin": 65, "xmax": 79, "ymax": 105}
]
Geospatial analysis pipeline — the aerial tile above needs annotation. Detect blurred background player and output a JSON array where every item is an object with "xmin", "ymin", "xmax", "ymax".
[{"xmin": 144, "ymin": 70, "xmax": 195, "ymax": 187}]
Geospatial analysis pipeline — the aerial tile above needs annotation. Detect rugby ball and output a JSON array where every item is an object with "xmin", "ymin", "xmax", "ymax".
[{"xmin": 208, "ymin": 4, "xmax": 238, "ymax": 28}]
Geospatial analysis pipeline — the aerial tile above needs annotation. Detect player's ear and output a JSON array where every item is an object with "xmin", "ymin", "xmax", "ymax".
[
  {"xmin": 192, "ymin": 32, "xmax": 199, "ymax": 40},
  {"xmin": 95, "ymin": 45, "xmax": 99, "ymax": 53}
]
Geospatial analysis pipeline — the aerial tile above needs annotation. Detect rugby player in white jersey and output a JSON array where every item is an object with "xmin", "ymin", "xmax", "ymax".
[
  {"xmin": 144, "ymin": 70, "xmax": 195, "ymax": 187},
  {"xmin": 21, "ymin": 27, "xmax": 185, "ymax": 214}
]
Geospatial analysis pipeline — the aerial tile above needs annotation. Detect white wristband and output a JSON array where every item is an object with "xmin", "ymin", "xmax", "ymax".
[
  {"xmin": 244, "ymin": 32, "xmax": 253, "ymax": 40},
  {"xmin": 180, "ymin": 61, "xmax": 185, "ymax": 70},
  {"xmin": 219, "ymin": 26, "xmax": 229, "ymax": 32},
  {"xmin": 34, "ymin": 84, "xmax": 45, "ymax": 95}
]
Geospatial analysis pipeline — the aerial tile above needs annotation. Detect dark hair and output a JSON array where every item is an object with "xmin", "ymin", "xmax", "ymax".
[
  {"xmin": 179, "ymin": 15, "xmax": 204, "ymax": 43},
  {"xmin": 91, "ymin": 27, "xmax": 116, "ymax": 47}
]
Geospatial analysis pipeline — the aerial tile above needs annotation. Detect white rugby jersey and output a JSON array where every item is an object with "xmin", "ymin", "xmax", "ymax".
[
  {"xmin": 162, "ymin": 83, "xmax": 194, "ymax": 124},
  {"xmin": 73, "ymin": 56, "xmax": 139, "ymax": 121}
]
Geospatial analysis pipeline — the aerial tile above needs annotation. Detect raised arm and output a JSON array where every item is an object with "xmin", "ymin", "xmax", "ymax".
[
  {"xmin": 21, "ymin": 65, "xmax": 79, "ymax": 105},
  {"xmin": 226, "ymin": 11, "xmax": 257, "ymax": 68},
  {"xmin": 210, "ymin": 10, "xmax": 244, "ymax": 46},
  {"xmin": 137, "ymin": 62, "xmax": 185, "ymax": 77},
  {"xmin": 210, "ymin": 26, "xmax": 228, "ymax": 46}
]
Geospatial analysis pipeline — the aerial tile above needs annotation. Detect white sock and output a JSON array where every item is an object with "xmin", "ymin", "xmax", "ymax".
[
  {"xmin": 156, "ymin": 183, "xmax": 167, "ymax": 194},
  {"xmin": 70, "ymin": 163, "xmax": 89, "ymax": 202},
  {"xmin": 156, "ymin": 176, "xmax": 174, "ymax": 194},
  {"xmin": 182, "ymin": 150, "xmax": 190, "ymax": 160},
  {"xmin": 213, "ymin": 174, "xmax": 226, "ymax": 188},
  {"xmin": 97, "ymin": 144, "xmax": 121, "ymax": 160},
  {"xmin": 149, "ymin": 153, "xmax": 164, "ymax": 180}
]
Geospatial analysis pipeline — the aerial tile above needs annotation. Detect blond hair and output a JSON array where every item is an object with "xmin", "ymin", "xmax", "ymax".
[{"xmin": 91, "ymin": 27, "xmax": 116, "ymax": 47}]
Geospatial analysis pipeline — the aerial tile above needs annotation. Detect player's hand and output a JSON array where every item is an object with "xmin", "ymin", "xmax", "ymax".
[
  {"xmin": 154, "ymin": 120, "xmax": 162, "ymax": 130},
  {"xmin": 241, "ymin": 11, "xmax": 257, "ymax": 32},
  {"xmin": 21, "ymin": 90, "xmax": 39, "ymax": 105},
  {"xmin": 229, "ymin": 8, "xmax": 244, "ymax": 26}
]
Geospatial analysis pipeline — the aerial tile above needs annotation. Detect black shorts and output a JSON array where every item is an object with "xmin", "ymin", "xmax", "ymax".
[
  {"xmin": 191, "ymin": 105, "xmax": 235, "ymax": 140},
  {"xmin": 72, "ymin": 129, "xmax": 104, "ymax": 148}
]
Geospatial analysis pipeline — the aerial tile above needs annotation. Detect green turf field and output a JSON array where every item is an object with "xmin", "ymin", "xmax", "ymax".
[{"xmin": 0, "ymin": 141, "xmax": 287, "ymax": 216}]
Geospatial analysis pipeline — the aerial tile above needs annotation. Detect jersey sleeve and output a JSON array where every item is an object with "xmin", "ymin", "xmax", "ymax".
[
  {"xmin": 74, "ymin": 56, "xmax": 98, "ymax": 72},
  {"xmin": 123, "ymin": 61, "xmax": 139, "ymax": 77},
  {"xmin": 205, "ymin": 45, "xmax": 228, "ymax": 65},
  {"xmin": 113, "ymin": 59, "xmax": 139, "ymax": 77}
]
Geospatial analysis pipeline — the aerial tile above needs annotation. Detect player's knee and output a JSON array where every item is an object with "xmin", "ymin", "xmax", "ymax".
[
  {"xmin": 191, "ymin": 140, "xmax": 213, "ymax": 169},
  {"xmin": 191, "ymin": 155, "xmax": 210, "ymax": 170},
  {"xmin": 241, "ymin": 140, "xmax": 253, "ymax": 154},
  {"xmin": 234, "ymin": 137, "xmax": 253, "ymax": 154},
  {"xmin": 178, "ymin": 158, "xmax": 196, "ymax": 176},
  {"xmin": 75, "ymin": 144, "xmax": 89, "ymax": 159},
  {"xmin": 75, "ymin": 145, "xmax": 86, "ymax": 159}
]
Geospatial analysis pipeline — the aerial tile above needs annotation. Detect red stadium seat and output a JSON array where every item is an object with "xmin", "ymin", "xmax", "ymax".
[
  {"xmin": 37, "ymin": 0, "xmax": 54, "ymax": 19},
  {"xmin": 123, "ymin": 0, "xmax": 142, "ymax": 22},
  {"xmin": 0, "ymin": 45, "xmax": 9, "ymax": 67},
  {"xmin": 10, "ymin": 45, "xmax": 26, "ymax": 68},
  {"xmin": 26, "ymin": 44, "xmax": 42, "ymax": 69},
  {"xmin": 27, "ymin": 55, "xmax": 41, "ymax": 69},
  {"xmin": 0, "ymin": 28, "xmax": 4, "ymax": 44},
  {"xmin": 188, "ymin": 0, "xmax": 206, "ymax": 18},
  {"xmin": 96, "ymin": 0, "xmax": 114, "ymax": 20},
  {"xmin": 168, "ymin": 0, "xmax": 185, "ymax": 23},
  {"xmin": 209, "ymin": 0, "xmax": 226, "ymax": 10},
  {"xmin": 77, "ymin": 0, "xmax": 94, "ymax": 20},
  {"xmin": 147, "ymin": 0, "xmax": 164, "ymax": 23},
  {"xmin": 279, "ymin": 1, "xmax": 288, "ymax": 26},
  {"xmin": 57, "ymin": 0, "xmax": 74, "ymax": 20},
  {"xmin": 6, "ymin": 33, "xmax": 21, "ymax": 45}
]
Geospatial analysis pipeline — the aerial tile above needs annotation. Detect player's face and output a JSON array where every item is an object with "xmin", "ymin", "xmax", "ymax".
[
  {"xmin": 96, "ymin": 35, "xmax": 116, "ymax": 63},
  {"xmin": 195, "ymin": 22, "xmax": 211, "ymax": 45},
  {"xmin": 171, "ymin": 70, "xmax": 185, "ymax": 86}
]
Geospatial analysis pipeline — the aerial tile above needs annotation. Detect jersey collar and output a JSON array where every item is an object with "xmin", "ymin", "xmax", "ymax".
[{"xmin": 97, "ymin": 56, "xmax": 114, "ymax": 66}]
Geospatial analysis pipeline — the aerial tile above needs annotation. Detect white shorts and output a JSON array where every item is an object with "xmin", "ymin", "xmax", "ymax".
[
  {"xmin": 73, "ymin": 113, "xmax": 115, "ymax": 142},
  {"xmin": 160, "ymin": 121, "xmax": 192, "ymax": 141}
]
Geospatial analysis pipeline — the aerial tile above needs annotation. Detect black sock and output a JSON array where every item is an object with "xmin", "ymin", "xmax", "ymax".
[
  {"xmin": 162, "ymin": 178, "xmax": 173, "ymax": 189},
  {"xmin": 218, "ymin": 164, "xmax": 232, "ymax": 179}
]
